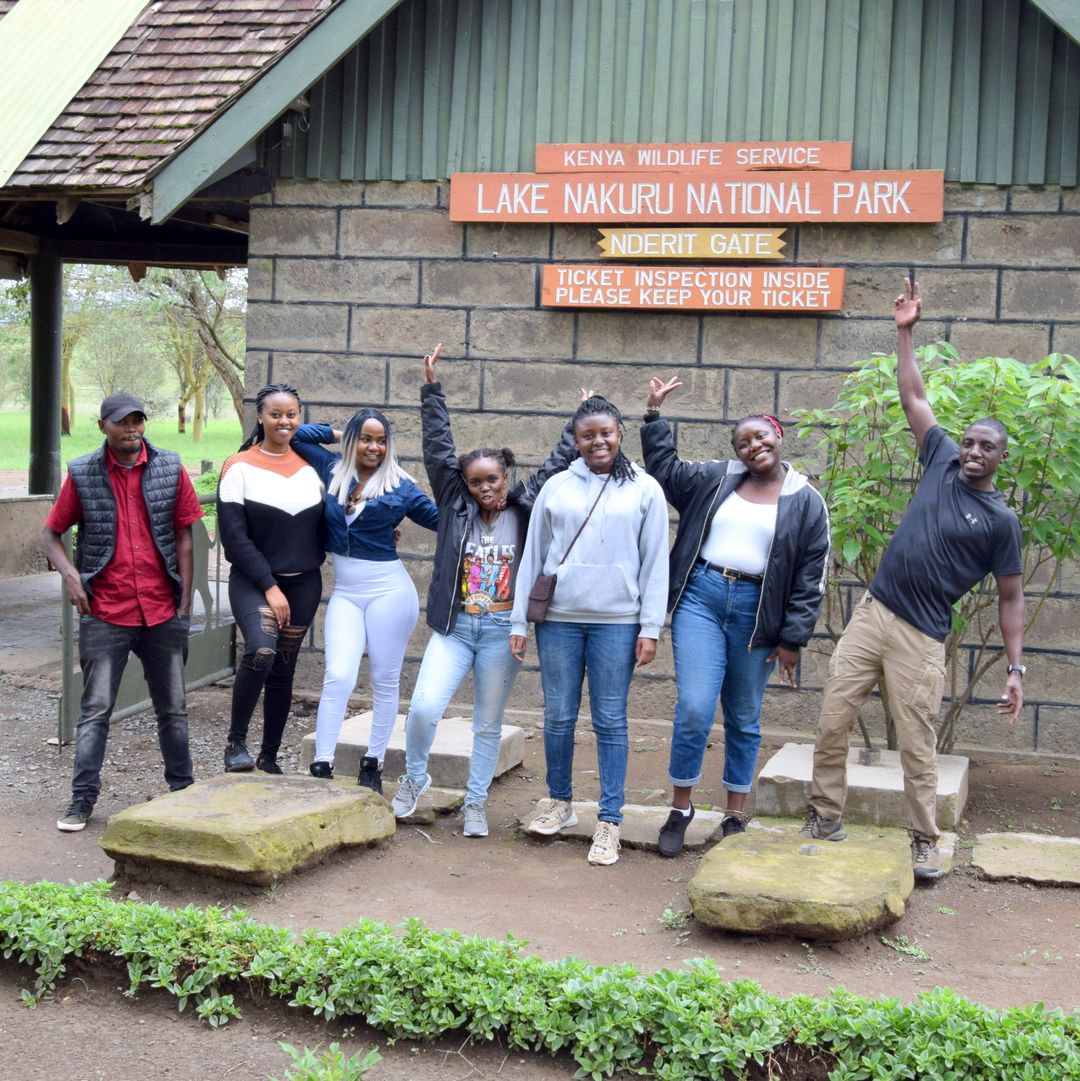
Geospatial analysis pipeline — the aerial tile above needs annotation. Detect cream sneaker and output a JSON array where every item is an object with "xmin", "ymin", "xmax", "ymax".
[
  {"xmin": 526, "ymin": 797, "xmax": 577, "ymax": 835},
  {"xmin": 587, "ymin": 821, "xmax": 621, "ymax": 865}
]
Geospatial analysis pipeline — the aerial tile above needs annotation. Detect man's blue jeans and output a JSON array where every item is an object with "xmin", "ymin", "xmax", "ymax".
[
  {"xmin": 404, "ymin": 611, "xmax": 519, "ymax": 805},
  {"xmin": 73, "ymin": 614, "xmax": 194, "ymax": 801},
  {"xmin": 535, "ymin": 620, "xmax": 639, "ymax": 824},
  {"xmin": 668, "ymin": 566, "xmax": 775, "ymax": 793}
]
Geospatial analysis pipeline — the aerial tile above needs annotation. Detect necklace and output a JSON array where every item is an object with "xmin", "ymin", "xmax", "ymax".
[{"xmin": 258, "ymin": 444, "xmax": 288, "ymax": 457}]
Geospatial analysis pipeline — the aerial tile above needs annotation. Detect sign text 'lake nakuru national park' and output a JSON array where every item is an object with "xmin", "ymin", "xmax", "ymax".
[{"xmin": 449, "ymin": 142, "xmax": 944, "ymax": 312}]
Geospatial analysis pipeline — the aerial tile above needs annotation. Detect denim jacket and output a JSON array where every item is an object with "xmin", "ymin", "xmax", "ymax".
[{"xmin": 293, "ymin": 423, "xmax": 438, "ymax": 560}]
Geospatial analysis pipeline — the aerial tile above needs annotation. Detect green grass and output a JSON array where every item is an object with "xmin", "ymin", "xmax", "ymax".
[{"xmin": 0, "ymin": 410, "xmax": 245, "ymax": 473}]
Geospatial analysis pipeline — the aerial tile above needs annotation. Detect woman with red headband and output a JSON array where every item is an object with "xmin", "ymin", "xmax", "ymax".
[{"xmin": 641, "ymin": 376, "xmax": 830, "ymax": 856}]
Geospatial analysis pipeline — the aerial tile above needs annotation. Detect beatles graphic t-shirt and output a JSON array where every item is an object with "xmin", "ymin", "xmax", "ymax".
[{"xmin": 461, "ymin": 510, "xmax": 518, "ymax": 614}]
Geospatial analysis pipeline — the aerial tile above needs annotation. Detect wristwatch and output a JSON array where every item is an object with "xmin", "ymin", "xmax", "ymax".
[{"xmin": 1006, "ymin": 663, "xmax": 1027, "ymax": 677}]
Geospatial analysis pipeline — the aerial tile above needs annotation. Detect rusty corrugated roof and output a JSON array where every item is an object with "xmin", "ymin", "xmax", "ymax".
[{"xmin": 0, "ymin": 0, "xmax": 335, "ymax": 193}]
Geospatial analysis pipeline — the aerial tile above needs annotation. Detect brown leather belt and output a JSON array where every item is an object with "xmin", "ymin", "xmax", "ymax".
[
  {"xmin": 697, "ymin": 559, "xmax": 764, "ymax": 584},
  {"xmin": 462, "ymin": 600, "xmax": 514, "ymax": 615}
]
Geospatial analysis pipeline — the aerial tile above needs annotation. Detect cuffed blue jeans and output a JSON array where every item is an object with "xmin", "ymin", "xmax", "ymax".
[
  {"xmin": 535, "ymin": 620, "xmax": 639, "ymax": 825},
  {"xmin": 404, "ymin": 611, "xmax": 519, "ymax": 805},
  {"xmin": 73, "ymin": 614, "xmax": 194, "ymax": 802},
  {"xmin": 668, "ymin": 566, "xmax": 775, "ymax": 793}
]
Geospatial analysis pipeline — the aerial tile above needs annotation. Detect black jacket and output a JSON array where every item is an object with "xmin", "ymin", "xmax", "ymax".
[
  {"xmin": 421, "ymin": 382, "xmax": 576, "ymax": 634},
  {"xmin": 68, "ymin": 439, "xmax": 183, "ymax": 603},
  {"xmin": 641, "ymin": 416, "xmax": 830, "ymax": 651}
]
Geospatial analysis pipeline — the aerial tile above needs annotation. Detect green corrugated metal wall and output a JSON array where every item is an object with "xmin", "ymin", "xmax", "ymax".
[{"xmin": 261, "ymin": 0, "xmax": 1080, "ymax": 186}]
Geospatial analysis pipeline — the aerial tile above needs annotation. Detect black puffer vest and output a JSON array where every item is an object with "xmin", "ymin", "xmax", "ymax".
[{"xmin": 67, "ymin": 440, "xmax": 183, "ymax": 601}]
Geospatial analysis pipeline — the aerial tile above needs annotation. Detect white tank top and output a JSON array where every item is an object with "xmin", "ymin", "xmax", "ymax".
[{"xmin": 698, "ymin": 490, "xmax": 777, "ymax": 576}]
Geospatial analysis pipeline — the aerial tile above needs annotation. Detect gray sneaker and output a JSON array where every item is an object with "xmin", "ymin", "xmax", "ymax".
[
  {"xmin": 462, "ymin": 803, "xmax": 488, "ymax": 838},
  {"xmin": 800, "ymin": 804, "xmax": 847, "ymax": 841},
  {"xmin": 912, "ymin": 834, "xmax": 943, "ymax": 881},
  {"xmin": 57, "ymin": 795, "xmax": 95, "ymax": 832},
  {"xmin": 390, "ymin": 773, "xmax": 431, "ymax": 818}
]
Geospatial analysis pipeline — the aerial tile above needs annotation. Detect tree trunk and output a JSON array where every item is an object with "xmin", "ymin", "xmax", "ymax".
[{"xmin": 177, "ymin": 399, "xmax": 187, "ymax": 434}]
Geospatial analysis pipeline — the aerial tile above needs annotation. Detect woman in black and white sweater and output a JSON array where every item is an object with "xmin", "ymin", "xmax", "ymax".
[{"xmin": 217, "ymin": 382, "xmax": 326, "ymax": 774}]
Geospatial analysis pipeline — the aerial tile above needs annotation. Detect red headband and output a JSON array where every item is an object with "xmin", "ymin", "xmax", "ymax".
[{"xmin": 762, "ymin": 414, "xmax": 784, "ymax": 438}]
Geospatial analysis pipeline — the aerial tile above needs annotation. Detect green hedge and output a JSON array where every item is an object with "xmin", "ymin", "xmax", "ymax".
[{"xmin": 1, "ymin": 880, "xmax": 1076, "ymax": 1080}]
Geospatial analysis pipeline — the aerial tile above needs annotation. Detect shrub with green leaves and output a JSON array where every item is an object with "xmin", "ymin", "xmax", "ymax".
[
  {"xmin": 794, "ymin": 347, "xmax": 1080, "ymax": 751},
  {"xmin": 1, "ymin": 880, "xmax": 1077, "ymax": 1080}
]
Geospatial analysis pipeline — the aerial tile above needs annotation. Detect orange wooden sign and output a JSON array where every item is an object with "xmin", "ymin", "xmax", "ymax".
[
  {"xmin": 598, "ymin": 228, "xmax": 786, "ymax": 259},
  {"xmin": 541, "ymin": 265, "xmax": 845, "ymax": 311},
  {"xmin": 536, "ymin": 142, "xmax": 852, "ymax": 172},
  {"xmin": 449, "ymin": 171, "xmax": 943, "ymax": 223}
]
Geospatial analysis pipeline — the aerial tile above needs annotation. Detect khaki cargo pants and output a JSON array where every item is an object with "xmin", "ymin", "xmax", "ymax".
[{"xmin": 809, "ymin": 592, "xmax": 946, "ymax": 841}]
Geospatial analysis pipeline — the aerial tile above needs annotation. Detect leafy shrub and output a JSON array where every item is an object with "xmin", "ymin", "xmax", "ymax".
[{"xmin": 1, "ymin": 880, "xmax": 1077, "ymax": 1080}]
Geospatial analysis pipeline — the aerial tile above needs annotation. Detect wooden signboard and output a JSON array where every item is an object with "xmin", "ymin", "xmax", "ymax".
[
  {"xmin": 541, "ymin": 265, "xmax": 845, "ymax": 311},
  {"xmin": 598, "ymin": 228, "xmax": 786, "ymax": 259},
  {"xmin": 535, "ymin": 142, "xmax": 852, "ymax": 172},
  {"xmin": 448, "ymin": 170, "xmax": 944, "ymax": 223}
]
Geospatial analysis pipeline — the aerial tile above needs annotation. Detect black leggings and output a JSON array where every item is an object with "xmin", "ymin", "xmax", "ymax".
[{"xmin": 227, "ymin": 568, "xmax": 322, "ymax": 757}]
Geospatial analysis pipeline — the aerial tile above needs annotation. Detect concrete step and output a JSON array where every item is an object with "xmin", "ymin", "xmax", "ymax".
[
  {"xmin": 300, "ymin": 711, "xmax": 525, "ymax": 790},
  {"xmin": 755, "ymin": 742, "xmax": 969, "ymax": 831},
  {"xmin": 972, "ymin": 832, "xmax": 1080, "ymax": 886}
]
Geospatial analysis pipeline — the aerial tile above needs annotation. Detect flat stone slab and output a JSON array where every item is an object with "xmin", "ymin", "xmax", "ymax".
[
  {"xmin": 756, "ymin": 742, "xmax": 969, "ymax": 831},
  {"xmin": 687, "ymin": 818, "xmax": 914, "ymax": 941},
  {"xmin": 100, "ymin": 774, "xmax": 395, "ymax": 885},
  {"xmin": 972, "ymin": 832, "xmax": 1080, "ymax": 887},
  {"xmin": 515, "ymin": 801, "xmax": 725, "ymax": 851},
  {"xmin": 301, "ymin": 712, "xmax": 524, "ymax": 789}
]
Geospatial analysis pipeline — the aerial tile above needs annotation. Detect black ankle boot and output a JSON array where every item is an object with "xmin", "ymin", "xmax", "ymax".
[{"xmin": 357, "ymin": 755, "xmax": 382, "ymax": 794}]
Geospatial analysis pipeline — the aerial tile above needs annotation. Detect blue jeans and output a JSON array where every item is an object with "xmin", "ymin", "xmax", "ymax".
[
  {"xmin": 73, "ymin": 614, "xmax": 194, "ymax": 802},
  {"xmin": 404, "ymin": 611, "xmax": 519, "ymax": 805},
  {"xmin": 668, "ymin": 566, "xmax": 775, "ymax": 793},
  {"xmin": 535, "ymin": 620, "xmax": 639, "ymax": 824}
]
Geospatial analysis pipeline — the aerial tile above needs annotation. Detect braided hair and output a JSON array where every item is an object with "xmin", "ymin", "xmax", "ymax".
[
  {"xmin": 730, "ymin": 413, "xmax": 784, "ymax": 444},
  {"xmin": 458, "ymin": 446, "xmax": 517, "ymax": 475},
  {"xmin": 572, "ymin": 395, "xmax": 636, "ymax": 484},
  {"xmin": 239, "ymin": 382, "xmax": 301, "ymax": 451}
]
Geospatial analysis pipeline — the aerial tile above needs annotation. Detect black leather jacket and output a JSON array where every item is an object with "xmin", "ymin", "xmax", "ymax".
[
  {"xmin": 641, "ymin": 416, "xmax": 831, "ymax": 651},
  {"xmin": 421, "ymin": 382, "xmax": 576, "ymax": 634}
]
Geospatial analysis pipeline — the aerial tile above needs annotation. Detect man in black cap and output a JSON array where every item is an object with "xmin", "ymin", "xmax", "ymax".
[{"xmin": 41, "ymin": 392, "xmax": 204, "ymax": 831}]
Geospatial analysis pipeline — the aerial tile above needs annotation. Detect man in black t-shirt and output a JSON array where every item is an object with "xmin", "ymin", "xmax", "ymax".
[{"xmin": 803, "ymin": 280, "xmax": 1026, "ymax": 881}]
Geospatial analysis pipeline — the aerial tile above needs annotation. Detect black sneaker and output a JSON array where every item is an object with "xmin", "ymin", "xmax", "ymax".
[
  {"xmin": 721, "ymin": 814, "xmax": 747, "ymax": 839},
  {"xmin": 57, "ymin": 796, "xmax": 95, "ymax": 832},
  {"xmin": 308, "ymin": 760, "xmax": 333, "ymax": 779},
  {"xmin": 357, "ymin": 755, "xmax": 383, "ymax": 794},
  {"xmin": 658, "ymin": 805, "xmax": 694, "ymax": 858},
  {"xmin": 256, "ymin": 754, "xmax": 283, "ymax": 775},
  {"xmin": 223, "ymin": 740, "xmax": 255, "ymax": 772}
]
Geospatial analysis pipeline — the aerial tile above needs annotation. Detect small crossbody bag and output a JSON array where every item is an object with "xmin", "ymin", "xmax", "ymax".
[{"xmin": 526, "ymin": 473, "xmax": 611, "ymax": 623}]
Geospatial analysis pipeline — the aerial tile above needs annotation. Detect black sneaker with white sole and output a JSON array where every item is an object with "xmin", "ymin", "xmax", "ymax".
[{"xmin": 57, "ymin": 796, "xmax": 95, "ymax": 832}]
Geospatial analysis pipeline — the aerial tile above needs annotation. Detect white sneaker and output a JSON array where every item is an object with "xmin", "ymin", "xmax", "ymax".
[
  {"xmin": 462, "ymin": 802, "xmax": 488, "ymax": 838},
  {"xmin": 526, "ymin": 797, "xmax": 577, "ymax": 835},
  {"xmin": 587, "ymin": 821, "xmax": 621, "ymax": 865}
]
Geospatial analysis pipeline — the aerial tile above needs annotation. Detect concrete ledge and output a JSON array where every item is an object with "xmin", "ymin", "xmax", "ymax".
[
  {"xmin": 100, "ymin": 774, "xmax": 395, "ymax": 885},
  {"xmin": 515, "ymin": 801, "xmax": 725, "ymax": 852},
  {"xmin": 755, "ymin": 742, "xmax": 969, "ymax": 831},
  {"xmin": 300, "ymin": 712, "xmax": 524, "ymax": 789},
  {"xmin": 972, "ymin": 832, "xmax": 1080, "ymax": 887}
]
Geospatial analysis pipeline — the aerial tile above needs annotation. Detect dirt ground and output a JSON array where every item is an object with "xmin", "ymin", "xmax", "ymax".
[{"xmin": 1, "ymin": 674, "xmax": 1079, "ymax": 1080}]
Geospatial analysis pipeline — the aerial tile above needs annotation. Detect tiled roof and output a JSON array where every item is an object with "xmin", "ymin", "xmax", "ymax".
[{"xmin": 0, "ymin": 0, "xmax": 334, "ymax": 192}]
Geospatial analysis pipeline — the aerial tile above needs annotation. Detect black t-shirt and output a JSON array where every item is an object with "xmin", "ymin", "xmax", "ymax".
[{"xmin": 870, "ymin": 426, "xmax": 1022, "ymax": 642}]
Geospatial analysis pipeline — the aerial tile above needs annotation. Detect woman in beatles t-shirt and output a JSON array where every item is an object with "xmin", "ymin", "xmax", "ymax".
[{"xmin": 389, "ymin": 345, "xmax": 576, "ymax": 839}]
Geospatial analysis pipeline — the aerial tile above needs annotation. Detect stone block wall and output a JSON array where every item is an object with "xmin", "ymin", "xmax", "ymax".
[{"xmin": 245, "ymin": 179, "xmax": 1079, "ymax": 758}]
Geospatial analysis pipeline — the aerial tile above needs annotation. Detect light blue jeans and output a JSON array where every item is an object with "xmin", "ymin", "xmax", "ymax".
[
  {"xmin": 668, "ymin": 565, "xmax": 775, "ymax": 793},
  {"xmin": 404, "ymin": 611, "xmax": 518, "ymax": 805},
  {"xmin": 535, "ymin": 620, "xmax": 639, "ymax": 824}
]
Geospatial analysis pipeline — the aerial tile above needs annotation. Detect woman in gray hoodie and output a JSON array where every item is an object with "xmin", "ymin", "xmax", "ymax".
[{"xmin": 510, "ymin": 395, "xmax": 669, "ymax": 867}]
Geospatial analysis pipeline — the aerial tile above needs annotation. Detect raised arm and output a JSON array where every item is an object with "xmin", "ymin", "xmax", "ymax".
[
  {"xmin": 640, "ymin": 376, "xmax": 718, "ymax": 512},
  {"xmin": 894, "ymin": 278, "xmax": 936, "ymax": 450},
  {"xmin": 419, "ymin": 344, "xmax": 466, "ymax": 502}
]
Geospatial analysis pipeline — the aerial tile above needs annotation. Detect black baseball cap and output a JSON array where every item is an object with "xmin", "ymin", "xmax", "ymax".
[{"xmin": 100, "ymin": 392, "xmax": 147, "ymax": 423}]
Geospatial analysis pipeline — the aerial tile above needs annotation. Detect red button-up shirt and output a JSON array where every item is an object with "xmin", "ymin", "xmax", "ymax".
[{"xmin": 45, "ymin": 443, "xmax": 204, "ymax": 626}]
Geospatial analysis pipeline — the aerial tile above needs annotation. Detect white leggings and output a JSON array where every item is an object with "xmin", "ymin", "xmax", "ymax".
[{"xmin": 314, "ymin": 554, "xmax": 419, "ymax": 765}]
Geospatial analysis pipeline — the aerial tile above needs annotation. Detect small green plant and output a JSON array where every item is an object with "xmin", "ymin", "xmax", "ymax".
[
  {"xmin": 937, "ymin": 906, "xmax": 956, "ymax": 915},
  {"xmin": 1019, "ymin": 947, "xmax": 1038, "ymax": 966},
  {"xmin": 272, "ymin": 1042, "xmax": 382, "ymax": 1081},
  {"xmin": 881, "ymin": 935, "xmax": 933, "ymax": 962},
  {"xmin": 796, "ymin": 942, "xmax": 833, "ymax": 978},
  {"xmin": 658, "ymin": 906, "xmax": 690, "ymax": 930}
]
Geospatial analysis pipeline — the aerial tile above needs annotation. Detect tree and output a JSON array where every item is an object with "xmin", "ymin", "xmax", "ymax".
[
  {"xmin": 143, "ymin": 269, "xmax": 246, "ymax": 434},
  {"xmin": 0, "ymin": 284, "xmax": 31, "ymax": 409},
  {"xmin": 794, "ymin": 345, "xmax": 1080, "ymax": 752}
]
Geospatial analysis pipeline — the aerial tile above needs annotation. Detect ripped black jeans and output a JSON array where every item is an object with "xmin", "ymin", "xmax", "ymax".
[{"xmin": 227, "ymin": 568, "xmax": 322, "ymax": 758}]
